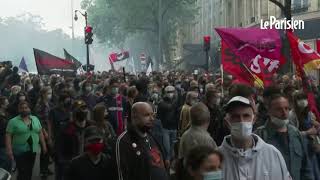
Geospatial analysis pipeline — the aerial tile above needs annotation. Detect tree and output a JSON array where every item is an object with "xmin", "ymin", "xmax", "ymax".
[
  {"xmin": 81, "ymin": 0, "xmax": 198, "ymax": 69},
  {"xmin": 0, "ymin": 13, "xmax": 87, "ymax": 72}
]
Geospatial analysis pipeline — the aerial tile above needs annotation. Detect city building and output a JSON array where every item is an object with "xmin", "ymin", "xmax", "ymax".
[{"xmin": 181, "ymin": 0, "xmax": 320, "ymax": 83}]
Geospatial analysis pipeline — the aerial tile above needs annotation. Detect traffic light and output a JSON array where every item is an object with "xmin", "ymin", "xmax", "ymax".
[
  {"xmin": 85, "ymin": 26, "xmax": 93, "ymax": 44},
  {"xmin": 203, "ymin": 35, "xmax": 211, "ymax": 51}
]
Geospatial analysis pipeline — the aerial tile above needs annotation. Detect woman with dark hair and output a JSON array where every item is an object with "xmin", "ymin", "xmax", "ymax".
[
  {"xmin": 185, "ymin": 146, "xmax": 223, "ymax": 180},
  {"xmin": 289, "ymin": 91, "xmax": 320, "ymax": 179},
  {"xmin": 93, "ymin": 104, "xmax": 116, "ymax": 141},
  {"xmin": 34, "ymin": 86, "xmax": 54, "ymax": 177},
  {"xmin": 0, "ymin": 96, "xmax": 11, "ymax": 172},
  {"xmin": 7, "ymin": 91, "xmax": 29, "ymax": 119},
  {"xmin": 6, "ymin": 101, "xmax": 47, "ymax": 180}
]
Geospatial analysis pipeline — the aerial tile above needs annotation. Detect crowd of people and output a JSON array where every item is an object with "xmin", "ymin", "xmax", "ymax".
[{"xmin": 0, "ymin": 63, "xmax": 320, "ymax": 180}]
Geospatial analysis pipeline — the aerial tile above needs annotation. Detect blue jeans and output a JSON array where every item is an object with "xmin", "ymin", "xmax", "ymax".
[
  {"xmin": 163, "ymin": 129, "xmax": 177, "ymax": 160},
  {"xmin": 0, "ymin": 148, "xmax": 11, "ymax": 172}
]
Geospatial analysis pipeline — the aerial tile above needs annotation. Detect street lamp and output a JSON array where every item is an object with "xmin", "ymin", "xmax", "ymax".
[{"xmin": 74, "ymin": 10, "xmax": 91, "ymax": 73}]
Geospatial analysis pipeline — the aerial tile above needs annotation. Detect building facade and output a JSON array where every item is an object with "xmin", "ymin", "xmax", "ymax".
[{"xmin": 182, "ymin": 0, "xmax": 320, "ymax": 82}]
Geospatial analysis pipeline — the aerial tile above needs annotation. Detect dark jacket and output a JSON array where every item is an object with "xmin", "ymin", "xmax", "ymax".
[
  {"xmin": 157, "ymin": 98, "xmax": 179, "ymax": 130},
  {"xmin": 66, "ymin": 153, "xmax": 117, "ymax": 180},
  {"xmin": 59, "ymin": 121, "xmax": 93, "ymax": 161},
  {"xmin": 255, "ymin": 122, "xmax": 314, "ymax": 180},
  {"xmin": 116, "ymin": 125, "xmax": 168, "ymax": 180}
]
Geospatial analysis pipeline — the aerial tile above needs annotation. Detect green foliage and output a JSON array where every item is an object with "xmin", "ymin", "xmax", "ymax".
[
  {"xmin": 82, "ymin": 0, "xmax": 198, "ymax": 53},
  {"xmin": 0, "ymin": 13, "xmax": 86, "ymax": 72}
]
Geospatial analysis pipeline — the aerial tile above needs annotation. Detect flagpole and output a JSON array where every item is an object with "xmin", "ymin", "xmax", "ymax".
[
  {"xmin": 220, "ymin": 64, "xmax": 224, "ymax": 97},
  {"xmin": 241, "ymin": 62, "xmax": 264, "ymax": 88}
]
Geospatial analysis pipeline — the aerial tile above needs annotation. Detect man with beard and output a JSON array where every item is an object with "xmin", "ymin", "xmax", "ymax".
[
  {"xmin": 202, "ymin": 89, "xmax": 223, "ymax": 144},
  {"xmin": 116, "ymin": 102, "xmax": 169, "ymax": 180}
]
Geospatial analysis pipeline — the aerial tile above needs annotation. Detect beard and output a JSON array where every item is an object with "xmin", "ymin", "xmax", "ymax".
[{"xmin": 137, "ymin": 125, "xmax": 152, "ymax": 133}]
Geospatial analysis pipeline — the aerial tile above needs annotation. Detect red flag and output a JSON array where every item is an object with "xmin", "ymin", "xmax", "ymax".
[
  {"xmin": 34, "ymin": 48, "xmax": 76, "ymax": 76},
  {"xmin": 216, "ymin": 28, "xmax": 286, "ymax": 87},
  {"xmin": 287, "ymin": 32, "xmax": 320, "ymax": 72},
  {"xmin": 221, "ymin": 40, "xmax": 252, "ymax": 86},
  {"xmin": 317, "ymin": 39, "xmax": 320, "ymax": 54},
  {"xmin": 287, "ymin": 31, "xmax": 320, "ymax": 121}
]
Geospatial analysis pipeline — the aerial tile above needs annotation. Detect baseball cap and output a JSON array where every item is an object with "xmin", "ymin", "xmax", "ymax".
[{"xmin": 224, "ymin": 96, "xmax": 252, "ymax": 112}]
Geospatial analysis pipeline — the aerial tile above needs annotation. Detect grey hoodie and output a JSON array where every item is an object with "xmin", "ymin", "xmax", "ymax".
[{"xmin": 219, "ymin": 134, "xmax": 291, "ymax": 180}]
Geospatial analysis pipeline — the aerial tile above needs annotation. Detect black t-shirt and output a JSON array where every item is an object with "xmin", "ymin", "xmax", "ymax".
[
  {"xmin": 66, "ymin": 154, "xmax": 116, "ymax": 180},
  {"xmin": 49, "ymin": 107, "xmax": 70, "ymax": 141},
  {"xmin": 143, "ymin": 135, "xmax": 169, "ymax": 180}
]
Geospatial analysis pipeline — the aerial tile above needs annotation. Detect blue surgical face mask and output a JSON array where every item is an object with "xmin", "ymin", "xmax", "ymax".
[{"xmin": 203, "ymin": 170, "xmax": 223, "ymax": 180}]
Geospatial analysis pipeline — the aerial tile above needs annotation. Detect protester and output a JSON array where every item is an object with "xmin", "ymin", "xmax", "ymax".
[
  {"xmin": 202, "ymin": 89, "xmax": 223, "ymax": 143},
  {"xmin": 116, "ymin": 102, "xmax": 169, "ymax": 180},
  {"xmin": 178, "ymin": 91, "xmax": 199, "ymax": 136},
  {"xmin": 219, "ymin": 96, "xmax": 291, "ymax": 180},
  {"xmin": 34, "ymin": 86, "xmax": 54, "ymax": 177},
  {"xmin": 186, "ymin": 146, "xmax": 223, "ymax": 180},
  {"xmin": 158, "ymin": 85, "xmax": 180, "ymax": 162},
  {"xmin": 179, "ymin": 102, "xmax": 217, "ymax": 159},
  {"xmin": 49, "ymin": 93, "xmax": 73, "ymax": 180},
  {"xmin": 0, "ymin": 96, "xmax": 11, "ymax": 172},
  {"xmin": 79, "ymin": 80, "xmax": 98, "ymax": 111},
  {"xmin": 99, "ymin": 78, "xmax": 128, "ymax": 136},
  {"xmin": 290, "ymin": 91, "xmax": 320, "ymax": 179},
  {"xmin": 66, "ymin": 126, "xmax": 117, "ymax": 180},
  {"xmin": 255, "ymin": 93, "xmax": 314, "ymax": 180},
  {"xmin": 6, "ymin": 101, "xmax": 47, "ymax": 180}
]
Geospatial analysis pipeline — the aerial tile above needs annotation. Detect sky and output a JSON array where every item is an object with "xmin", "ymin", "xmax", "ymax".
[{"xmin": 0, "ymin": 0, "xmax": 86, "ymax": 37}]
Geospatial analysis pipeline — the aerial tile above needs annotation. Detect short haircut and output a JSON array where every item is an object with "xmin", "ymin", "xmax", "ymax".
[
  {"xmin": 127, "ymin": 86, "xmax": 138, "ymax": 98},
  {"xmin": 186, "ymin": 145, "xmax": 223, "ymax": 171},
  {"xmin": 228, "ymin": 84, "xmax": 254, "ymax": 99},
  {"xmin": 190, "ymin": 102, "xmax": 210, "ymax": 126},
  {"xmin": 267, "ymin": 93, "xmax": 288, "ymax": 107},
  {"xmin": 263, "ymin": 86, "xmax": 282, "ymax": 98}
]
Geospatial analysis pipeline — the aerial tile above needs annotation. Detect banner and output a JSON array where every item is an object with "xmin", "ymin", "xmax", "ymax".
[
  {"xmin": 221, "ymin": 40, "xmax": 253, "ymax": 86},
  {"xmin": 216, "ymin": 28, "xmax": 286, "ymax": 87},
  {"xmin": 287, "ymin": 31, "xmax": 320, "ymax": 121},
  {"xmin": 34, "ymin": 48, "xmax": 76, "ymax": 76},
  {"xmin": 216, "ymin": 28, "xmax": 283, "ymax": 60},
  {"xmin": 19, "ymin": 57, "xmax": 29, "ymax": 73},
  {"xmin": 63, "ymin": 49, "xmax": 82, "ymax": 69},
  {"xmin": 287, "ymin": 32, "xmax": 320, "ymax": 73}
]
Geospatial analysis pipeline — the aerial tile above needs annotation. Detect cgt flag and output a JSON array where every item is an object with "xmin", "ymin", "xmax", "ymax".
[
  {"xmin": 287, "ymin": 31, "xmax": 320, "ymax": 121},
  {"xmin": 216, "ymin": 28, "xmax": 286, "ymax": 87},
  {"xmin": 34, "ymin": 48, "xmax": 76, "ymax": 76},
  {"xmin": 63, "ymin": 49, "xmax": 82, "ymax": 69},
  {"xmin": 287, "ymin": 32, "xmax": 320, "ymax": 72}
]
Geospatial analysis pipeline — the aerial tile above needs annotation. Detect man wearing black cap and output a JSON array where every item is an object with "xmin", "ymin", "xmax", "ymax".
[
  {"xmin": 66, "ymin": 126, "xmax": 116, "ymax": 180},
  {"xmin": 219, "ymin": 96, "xmax": 291, "ymax": 180}
]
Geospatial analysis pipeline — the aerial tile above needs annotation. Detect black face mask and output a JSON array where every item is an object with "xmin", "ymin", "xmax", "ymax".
[
  {"xmin": 64, "ymin": 100, "xmax": 72, "ymax": 108},
  {"xmin": 20, "ymin": 111, "xmax": 31, "ymax": 117},
  {"xmin": 75, "ymin": 110, "xmax": 88, "ymax": 122},
  {"xmin": 138, "ymin": 125, "xmax": 152, "ymax": 133}
]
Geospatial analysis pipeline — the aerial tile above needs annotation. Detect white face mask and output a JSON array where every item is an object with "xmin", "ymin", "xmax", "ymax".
[
  {"xmin": 297, "ymin": 99, "xmax": 308, "ymax": 108},
  {"xmin": 270, "ymin": 116, "xmax": 289, "ymax": 128},
  {"xmin": 167, "ymin": 93, "xmax": 174, "ymax": 99},
  {"xmin": 46, "ymin": 94, "xmax": 52, "ymax": 100},
  {"xmin": 85, "ymin": 86, "xmax": 92, "ymax": 92},
  {"xmin": 203, "ymin": 170, "xmax": 223, "ymax": 180},
  {"xmin": 230, "ymin": 122, "xmax": 253, "ymax": 139}
]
